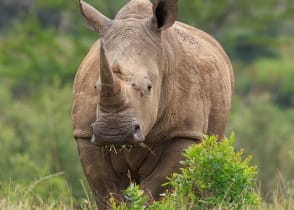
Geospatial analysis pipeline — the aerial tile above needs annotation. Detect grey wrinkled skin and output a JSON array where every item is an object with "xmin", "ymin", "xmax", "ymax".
[
  {"xmin": 72, "ymin": 0, "xmax": 234, "ymax": 209},
  {"xmin": 91, "ymin": 108, "xmax": 145, "ymax": 145}
]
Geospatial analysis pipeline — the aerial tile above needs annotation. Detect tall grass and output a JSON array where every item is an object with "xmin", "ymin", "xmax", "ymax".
[
  {"xmin": 1, "ymin": 184, "xmax": 294, "ymax": 210},
  {"xmin": 1, "ymin": 171, "xmax": 294, "ymax": 209},
  {"xmin": 258, "ymin": 181, "xmax": 294, "ymax": 210},
  {"xmin": 0, "ymin": 173, "xmax": 97, "ymax": 210}
]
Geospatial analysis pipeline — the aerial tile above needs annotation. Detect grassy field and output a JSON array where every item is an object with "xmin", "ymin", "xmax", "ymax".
[
  {"xmin": 0, "ymin": 176, "xmax": 96, "ymax": 210},
  {"xmin": 1, "ymin": 183, "xmax": 294, "ymax": 210}
]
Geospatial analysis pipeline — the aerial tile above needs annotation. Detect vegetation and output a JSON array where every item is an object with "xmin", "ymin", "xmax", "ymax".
[
  {"xmin": 2, "ymin": 136, "xmax": 293, "ymax": 210},
  {"xmin": 110, "ymin": 135, "xmax": 260, "ymax": 210},
  {"xmin": 0, "ymin": 0, "xmax": 294, "ymax": 209}
]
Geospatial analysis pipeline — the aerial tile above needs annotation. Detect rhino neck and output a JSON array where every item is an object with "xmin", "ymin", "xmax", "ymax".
[
  {"xmin": 155, "ymin": 30, "xmax": 177, "ymax": 122},
  {"xmin": 115, "ymin": 0, "xmax": 152, "ymax": 20}
]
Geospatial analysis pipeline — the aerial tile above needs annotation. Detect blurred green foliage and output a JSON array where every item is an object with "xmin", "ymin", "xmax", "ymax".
[
  {"xmin": 0, "ymin": 0, "xmax": 294, "ymax": 205},
  {"xmin": 0, "ymin": 81, "xmax": 85, "ymax": 199}
]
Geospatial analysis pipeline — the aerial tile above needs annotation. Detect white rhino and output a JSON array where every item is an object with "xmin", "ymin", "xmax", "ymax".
[{"xmin": 72, "ymin": 0, "xmax": 234, "ymax": 208}]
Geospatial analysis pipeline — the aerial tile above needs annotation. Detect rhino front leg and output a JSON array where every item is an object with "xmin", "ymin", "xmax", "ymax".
[
  {"xmin": 140, "ymin": 138, "xmax": 196, "ymax": 201},
  {"xmin": 76, "ymin": 139, "xmax": 127, "ymax": 209}
]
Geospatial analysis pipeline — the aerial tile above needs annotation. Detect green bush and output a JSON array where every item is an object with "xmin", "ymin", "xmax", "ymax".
[{"xmin": 110, "ymin": 135, "xmax": 260, "ymax": 210}]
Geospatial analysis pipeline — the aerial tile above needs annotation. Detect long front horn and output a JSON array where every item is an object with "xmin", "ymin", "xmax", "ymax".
[{"xmin": 99, "ymin": 40, "xmax": 125, "ymax": 107}]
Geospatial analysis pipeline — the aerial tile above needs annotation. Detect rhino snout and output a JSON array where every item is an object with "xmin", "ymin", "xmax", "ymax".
[{"xmin": 90, "ymin": 120, "xmax": 145, "ymax": 145}]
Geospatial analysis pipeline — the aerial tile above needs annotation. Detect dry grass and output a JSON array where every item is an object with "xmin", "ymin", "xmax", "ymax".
[{"xmin": 257, "ymin": 183, "xmax": 294, "ymax": 210}]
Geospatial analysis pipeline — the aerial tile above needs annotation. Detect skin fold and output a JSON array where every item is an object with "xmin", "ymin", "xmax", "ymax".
[{"xmin": 72, "ymin": 0, "xmax": 234, "ymax": 208}]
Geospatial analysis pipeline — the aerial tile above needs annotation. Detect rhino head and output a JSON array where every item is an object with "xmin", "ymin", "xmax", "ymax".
[{"xmin": 79, "ymin": 0, "xmax": 178, "ymax": 145}]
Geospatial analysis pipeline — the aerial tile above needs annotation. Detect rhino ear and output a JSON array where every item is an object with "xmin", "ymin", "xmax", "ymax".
[
  {"xmin": 151, "ymin": 0, "xmax": 178, "ymax": 31},
  {"xmin": 79, "ymin": 0, "xmax": 112, "ymax": 35}
]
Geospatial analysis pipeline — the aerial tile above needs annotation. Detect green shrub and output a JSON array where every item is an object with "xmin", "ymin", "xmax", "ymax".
[
  {"xmin": 109, "ymin": 183, "xmax": 147, "ymax": 210},
  {"xmin": 110, "ymin": 135, "xmax": 260, "ymax": 209}
]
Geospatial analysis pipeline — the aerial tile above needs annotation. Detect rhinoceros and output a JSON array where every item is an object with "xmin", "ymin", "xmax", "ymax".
[{"xmin": 72, "ymin": 0, "xmax": 234, "ymax": 208}]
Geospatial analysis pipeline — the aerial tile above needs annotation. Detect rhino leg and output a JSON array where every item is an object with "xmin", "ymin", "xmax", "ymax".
[
  {"xmin": 76, "ymin": 139, "xmax": 129, "ymax": 209},
  {"xmin": 140, "ymin": 138, "xmax": 196, "ymax": 201}
]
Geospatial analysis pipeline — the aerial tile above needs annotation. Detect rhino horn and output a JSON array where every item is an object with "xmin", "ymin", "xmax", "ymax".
[{"xmin": 99, "ymin": 40, "xmax": 125, "ymax": 107}]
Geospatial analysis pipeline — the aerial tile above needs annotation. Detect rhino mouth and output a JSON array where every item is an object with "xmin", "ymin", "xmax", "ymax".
[{"xmin": 91, "ymin": 121, "xmax": 145, "ymax": 146}]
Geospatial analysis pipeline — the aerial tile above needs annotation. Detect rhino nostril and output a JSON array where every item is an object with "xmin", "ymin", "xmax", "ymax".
[
  {"xmin": 147, "ymin": 84, "xmax": 152, "ymax": 92},
  {"xmin": 133, "ymin": 123, "xmax": 145, "ymax": 143},
  {"xmin": 134, "ymin": 124, "xmax": 141, "ymax": 131}
]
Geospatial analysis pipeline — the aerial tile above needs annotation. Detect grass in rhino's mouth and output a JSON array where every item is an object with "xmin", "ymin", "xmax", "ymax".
[{"xmin": 98, "ymin": 143, "xmax": 154, "ymax": 154}]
